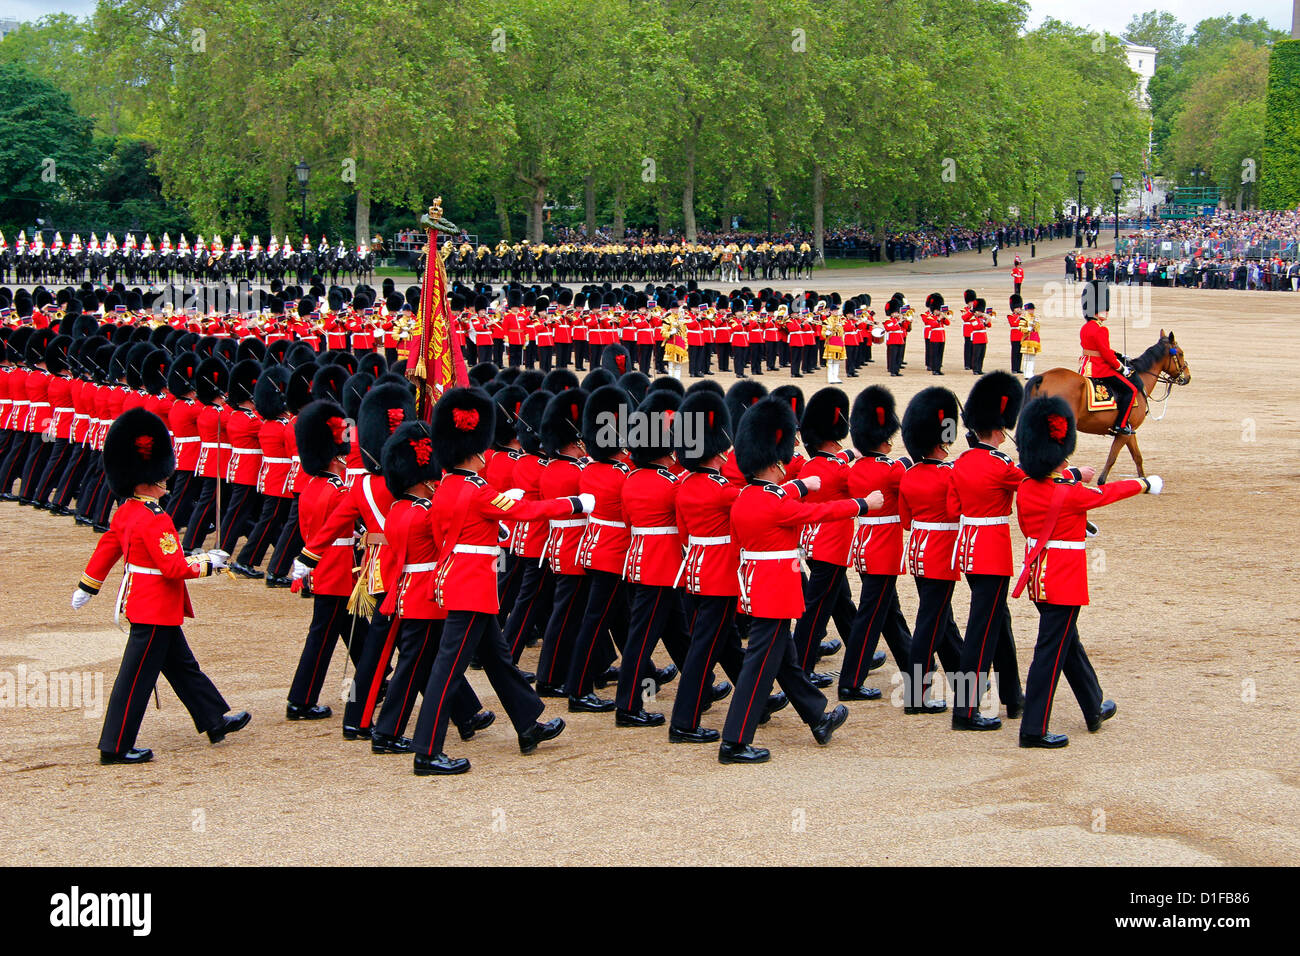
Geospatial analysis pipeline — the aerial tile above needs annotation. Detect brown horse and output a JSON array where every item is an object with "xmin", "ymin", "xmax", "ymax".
[{"xmin": 1024, "ymin": 330, "xmax": 1191, "ymax": 483}]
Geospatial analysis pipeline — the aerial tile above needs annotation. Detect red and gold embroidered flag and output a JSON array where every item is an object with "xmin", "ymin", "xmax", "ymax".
[{"xmin": 408, "ymin": 199, "xmax": 468, "ymax": 419}]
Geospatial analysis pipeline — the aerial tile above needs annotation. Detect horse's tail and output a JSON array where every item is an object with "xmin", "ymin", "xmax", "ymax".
[{"xmin": 1023, "ymin": 374, "xmax": 1044, "ymax": 399}]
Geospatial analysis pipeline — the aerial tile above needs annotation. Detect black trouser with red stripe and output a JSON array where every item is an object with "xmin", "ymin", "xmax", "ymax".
[
  {"xmin": 970, "ymin": 341, "xmax": 987, "ymax": 374},
  {"xmin": 671, "ymin": 593, "xmax": 743, "ymax": 731},
  {"xmin": 615, "ymin": 582, "xmax": 689, "ymax": 713},
  {"xmin": 267, "ymin": 497, "xmax": 302, "ymax": 578},
  {"xmin": 842, "ymin": 573, "xmax": 912, "ymax": 692},
  {"xmin": 930, "ymin": 340, "xmax": 945, "ymax": 373},
  {"xmin": 505, "ymin": 561, "xmax": 554, "ymax": 662},
  {"xmin": 342, "ymin": 602, "xmax": 395, "ymax": 729},
  {"xmin": 218, "ymin": 484, "xmax": 261, "ymax": 554},
  {"xmin": 1010, "ymin": 340, "xmax": 1022, "ymax": 373},
  {"xmin": 791, "ymin": 560, "xmax": 849, "ymax": 676},
  {"xmin": 413, "ymin": 610, "xmax": 544, "ymax": 758},
  {"xmin": 954, "ymin": 574, "xmax": 1022, "ymax": 717},
  {"xmin": 904, "ymin": 577, "xmax": 963, "ymax": 708},
  {"xmin": 1022, "ymin": 602, "xmax": 1102, "ymax": 737},
  {"xmin": 289, "ymin": 594, "xmax": 359, "ymax": 707},
  {"xmin": 90, "ymin": 469, "xmax": 119, "ymax": 527},
  {"xmin": 181, "ymin": 477, "xmax": 223, "ymax": 552},
  {"xmin": 52, "ymin": 441, "xmax": 91, "ymax": 509},
  {"xmin": 566, "ymin": 569, "xmax": 628, "ymax": 698},
  {"xmin": 31, "ymin": 437, "xmax": 70, "ymax": 505},
  {"xmin": 373, "ymin": 617, "xmax": 482, "ymax": 739},
  {"xmin": 751, "ymin": 344, "xmax": 764, "ymax": 376},
  {"xmin": 165, "ymin": 469, "xmax": 199, "ymax": 528},
  {"xmin": 76, "ymin": 451, "xmax": 105, "ymax": 520},
  {"xmin": 497, "ymin": 552, "xmax": 524, "ymax": 625},
  {"xmin": 237, "ymin": 494, "xmax": 290, "ymax": 568},
  {"xmin": 731, "ymin": 346, "xmax": 747, "ymax": 377},
  {"xmin": 536, "ymin": 571, "xmax": 590, "ymax": 688},
  {"xmin": 99, "ymin": 622, "xmax": 228, "ymax": 755},
  {"xmin": 0, "ymin": 431, "xmax": 31, "ymax": 494},
  {"xmin": 18, "ymin": 432, "xmax": 52, "ymax": 501},
  {"xmin": 721, "ymin": 617, "xmax": 827, "ymax": 746}
]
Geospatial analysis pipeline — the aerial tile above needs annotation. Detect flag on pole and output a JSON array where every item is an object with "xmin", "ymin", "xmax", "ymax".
[{"xmin": 408, "ymin": 197, "xmax": 469, "ymax": 419}]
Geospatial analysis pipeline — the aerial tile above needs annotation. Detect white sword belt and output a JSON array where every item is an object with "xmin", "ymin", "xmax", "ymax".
[
  {"xmin": 631, "ymin": 525, "xmax": 678, "ymax": 536},
  {"xmin": 586, "ymin": 517, "xmax": 626, "ymax": 529},
  {"xmin": 910, "ymin": 521, "xmax": 959, "ymax": 531},
  {"xmin": 1025, "ymin": 538, "xmax": 1086, "ymax": 551},
  {"xmin": 855, "ymin": 515, "xmax": 900, "ymax": 526},
  {"xmin": 402, "ymin": 562, "xmax": 437, "ymax": 572},
  {"xmin": 452, "ymin": 544, "xmax": 501, "ymax": 555}
]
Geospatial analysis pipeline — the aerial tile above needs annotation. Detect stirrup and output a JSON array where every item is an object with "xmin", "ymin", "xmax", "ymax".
[{"xmin": 1108, "ymin": 424, "xmax": 1135, "ymax": 436}]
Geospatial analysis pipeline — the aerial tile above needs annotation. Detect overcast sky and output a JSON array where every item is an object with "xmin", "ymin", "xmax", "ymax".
[{"xmin": 2, "ymin": 0, "xmax": 1295, "ymax": 41}]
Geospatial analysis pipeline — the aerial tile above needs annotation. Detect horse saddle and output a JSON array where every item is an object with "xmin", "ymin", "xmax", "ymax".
[{"xmin": 1085, "ymin": 380, "xmax": 1118, "ymax": 412}]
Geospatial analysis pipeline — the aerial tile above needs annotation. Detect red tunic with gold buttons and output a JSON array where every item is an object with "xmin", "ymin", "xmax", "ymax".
[
  {"xmin": 508, "ymin": 453, "xmax": 548, "ymax": 559},
  {"xmin": 24, "ymin": 367, "xmax": 50, "ymax": 432},
  {"xmin": 224, "ymin": 408, "xmax": 264, "ymax": 485},
  {"xmin": 304, "ymin": 471, "xmax": 395, "ymax": 596},
  {"xmin": 256, "ymin": 416, "xmax": 292, "ymax": 496},
  {"xmin": 46, "ymin": 374, "xmax": 74, "ymax": 439},
  {"xmin": 79, "ymin": 497, "xmax": 214, "ymax": 625},
  {"xmin": 540, "ymin": 455, "xmax": 586, "ymax": 576},
  {"xmin": 577, "ymin": 459, "xmax": 631, "ymax": 574},
  {"xmin": 674, "ymin": 469, "xmax": 740, "ymax": 596},
  {"xmin": 621, "ymin": 465, "xmax": 683, "ymax": 586},
  {"xmin": 847, "ymin": 453, "xmax": 907, "ymax": 575},
  {"xmin": 947, "ymin": 443, "xmax": 1023, "ymax": 577},
  {"xmin": 1015, "ymin": 474, "xmax": 1145, "ymax": 605},
  {"xmin": 732, "ymin": 479, "xmax": 861, "ymax": 619},
  {"xmin": 379, "ymin": 494, "xmax": 445, "ymax": 620},
  {"xmin": 797, "ymin": 451, "xmax": 856, "ymax": 566},
  {"xmin": 296, "ymin": 473, "xmax": 357, "ymax": 597},
  {"xmin": 431, "ymin": 470, "xmax": 582, "ymax": 614},
  {"xmin": 898, "ymin": 458, "xmax": 959, "ymax": 581},
  {"xmin": 195, "ymin": 403, "xmax": 231, "ymax": 479},
  {"xmin": 169, "ymin": 399, "xmax": 202, "ymax": 472}
]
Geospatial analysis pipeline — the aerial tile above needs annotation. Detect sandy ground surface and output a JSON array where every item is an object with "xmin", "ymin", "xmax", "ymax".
[{"xmin": 3, "ymin": 246, "xmax": 1299, "ymax": 866}]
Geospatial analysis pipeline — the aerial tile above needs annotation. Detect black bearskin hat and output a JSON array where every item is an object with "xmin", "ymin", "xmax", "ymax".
[
  {"xmin": 1016, "ymin": 396, "xmax": 1076, "ymax": 480},
  {"xmin": 628, "ymin": 389, "xmax": 681, "ymax": 469},
  {"xmin": 194, "ymin": 357, "xmax": 228, "ymax": 404},
  {"xmin": 580, "ymin": 367, "xmax": 615, "ymax": 391},
  {"xmin": 104, "ymin": 407, "xmax": 175, "ymax": 497},
  {"xmin": 676, "ymin": 388, "xmax": 731, "ymax": 471},
  {"xmin": 542, "ymin": 368, "xmax": 579, "ymax": 394},
  {"xmin": 926, "ymin": 292, "xmax": 945, "ymax": 310},
  {"xmin": 734, "ymin": 397, "xmax": 797, "ymax": 480},
  {"xmin": 649, "ymin": 375, "xmax": 685, "ymax": 397},
  {"xmin": 469, "ymin": 361, "xmax": 499, "ymax": 386},
  {"xmin": 582, "ymin": 384, "xmax": 628, "ymax": 464},
  {"xmin": 963, "ymin": 371, "xmax": 1023, "ymax": 438},
  {"xmin": 295, "ymin": 400, "xmax": 351, "ymax": 477},
  {"xmin": 684, "ymin": 378, "xmax": 724, "ymax": 399},
  {"xmin": 516, "ymin": 390, "xmax": 550, "ymax": 456},
  {"xmin": 382, "ymin": 420, "xmax": 440, "ymax": 498},
  {"xmin": 236, "ymin": 337, "xmax": 266, "ymax": 365},
  {"xmin": 725, "ymin": 379, "xmax": 768, "ymax": 432},
  {"xmin": 341, "ymin": 371, "xmax": 374, "ymax": 421},
  {"xmin": 45, "ymin": 334, "xmax": 73, "ymax": 376},
  {"xmin": 356, "ymin": 382, "xmax": 416, "ymax": 474},
  {"xmin": 311, "ymin": 364, "xmax": 348, "ymax": 404},
  {"xmin": 358, "ymin": 352, "xmax": 387, "ymax": 379},
  {"xmin": 799, "ymin": 387, "xmax": 849, "ymax": 449},
  {"xmin": 140, "ymin": 347, "xmax": 170, "ymax": 395},
  {"xmin": 771, "ymin": 384, "xmax": 805, "ymax": 423},
  {"xmin": 228, "ymin": 359, "xmax": 262, "ymax": 406},
  {"xmin": 285, "ymin": 341, "xmax": 317, "ymax": 370},
  {"xmin": 618, "ymin": 371, "xmax": 650, "ymax": 406},
  {"xmin": 432, "ymin": 387, "xmax": 496, "ymax": 467},
  {"xmin": 850, "ymin": 385, "xmax": 900, "ymax": 452},
  {"xmin": 540, "ymin": 387, "xmax": 588, "ymax": 457},
  {"xmin": 287, "ymin": 363, "xmax": 317, "ymax": 414},
  {"xmin": 901, "ymin": 386, "xmax": 959, "ymax": 461},
  {"xmin": 601, "ymin": 343, "xmax": 632, "ymax": 377},
  {"xmin": 253, "ymin": 365, "xmax": 291, "ymax": 420},
  {"xmin": 492, "ymin": 385, "xmax": 528, "ymax": 448},
  {"xmin": 516, "ymin": 369, "xmax": 545, "ymax": 394}
]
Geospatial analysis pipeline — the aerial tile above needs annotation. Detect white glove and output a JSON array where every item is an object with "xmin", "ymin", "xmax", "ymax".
[
  {"xmin": 1144, "ymin": 475, "xmax": 1163, "ymax": 495},
  {"xmin": 1121, "ymin": 365, "xmax": 1133, "ymax": 377},
  {"xmin": 576, "ymin": 493, "xmax": 596, "ymax": 513},
  {"xmin": 207, "ymin": 549, "xmax": 229, "ymax": 570},
  {"xmin": 502, "ymin": 488, "xmax": 525, "ymax": 501},
  {"xmin": 290, "ymin": 559, "xmax": 311, "ymax": 581},
  {"xmin": 71, "ymin": 589, "xmax": 92, "ymax": 610}
]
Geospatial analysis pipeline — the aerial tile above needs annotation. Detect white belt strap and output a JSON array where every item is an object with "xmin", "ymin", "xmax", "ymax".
[
  {"xmin": 587, "ymin": 517, "xmax": 626, "ymax": 528},
  {"xmin": 361, "ymin": 474, "xmax": 386, "ymax": 531},
  {"xmin": 124, "ymin": 563, "xmax": 162, "ymax": 575},
  {"xmin": 229, "ymin": 446, "xmax": 260, "ymax": 455},
  {"xmin": 402, "ymin": 562, "xmax": 437, "ymax": 572},
  {"xmin": 688, "ymin": 535, "xmax": 731, "ymax": 546},
  {"xmin": 453, "ymin": 544, "xmax": 500, "ymax": 555},
  {"xmin": 261, "ymin": 456, "xmax": 291, "ymax": 464},
  {"xmin": 631, "ymin": 525, "xmax": 678, "ymax": 536},
  {"xmin": 331, "ymin": 537, "xmax": 357, "ymax": 547},
  {"xmin": 53, "ymin": 406, "xmax": 74, "ymax": 414},
  {"xmin": 960, "ymin": 515, "xmax": 1010, "ymax": 527},
  {"xmin": 175, "ymin": 436, "xmax": 199, "ymax": 444},
  {"xmin": 550, "ymin": 518, "xmax": 586, "ymax": 528},
  {"xmin": 911, "ymin": 521, "xmax": 958, "ymax": 532},
  {"xmin": 739, "ymin": 549, "xmax": 800, "ymax": 561},
  {"xmin": 115, "ymin": 564, "xmax": 163, "ymax": 627},
  {"xmin": 1025, "ymin": 537, "xmax": 1086, "ymax": 551},
  {"xmin": 856, "ymin": 515, "xmax": 901, "ymax": 526}
]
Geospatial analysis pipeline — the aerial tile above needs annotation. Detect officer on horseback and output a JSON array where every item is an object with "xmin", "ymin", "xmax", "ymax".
[{"xmin": 1077, "ymin": 296, "xmax": 1138, "ymax": 436}]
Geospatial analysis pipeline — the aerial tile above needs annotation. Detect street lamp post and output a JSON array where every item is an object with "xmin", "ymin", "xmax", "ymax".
[
  {"xmin": 765, "ymin": 185, "xmax": 774, "ymax": 241},
  {"xmin": 1075, "ymin": 169, "xmax": 1086, "ymax": 248},
  {"xmin": 295, "ymin": 161, "xmax": 310, "ymax": 239},
  {"xmin": 1111, "ymin": 172, "xmax": 1124, "ymax": 254},
  {"xmin": 1031, "ymin": 193, "xmax": 1037, "ymax": 258}
]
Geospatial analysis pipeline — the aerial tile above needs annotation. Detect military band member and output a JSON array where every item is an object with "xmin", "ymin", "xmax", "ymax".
[
  {"xmin": 410, "ymin": 387, "xmax": 592, "ymax": 776},
  {"xmin": 718, "ymin": 397, "xmax": 880, "ymax": 764},
  {"xmin": 71, "ymin": 407, "xmax": 249, "ymax": 764},
  {"xmin": 1008, "ymin": 294, "xmax": 1025, "ymax": 374},
  {"xmin": 1013, "ymin": 396, "xmax": 1162, "ymax": 748},
  {"xmin": 1020, "ymin": 303, "xmax": 1041, "ymax": 379}
]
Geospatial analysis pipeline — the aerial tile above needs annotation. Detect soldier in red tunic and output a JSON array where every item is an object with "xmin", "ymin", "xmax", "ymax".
[
  {"xmin": 1078, "ymin": 304, "xmax": 1138, "ymax": 435},
  {"xmin": 718, "ymin": 397, "xmax": 880, "ymax": 764},
  {"xmin": 614, "ymin": 389, "xmax": 689, "ymax": 726},
  {"xmin": 1013, "ymin": 396, "xmax": 1162, "ymax": 748},
  {"xmin": 163, "ymin": 351, "xmax": 202, "ymax": 530},
  {"xmin": 71, "ymin": 407, "xmax": 249, "ymax": 764},
  {"xmin": 842, "ymin": 386, "xmax": 911, "ymax": 697},
  {"xmin": 216, "ymin": 359, "xmax": 264, "ymax": 562},
  {"xmin": 410, "ymin": 387, "xmax": 592, "ymax": 776},
  {"xmin": 898, "ymin": 386, "xmax": 963, "ymax": 713},
  {"xmin": 948, "ymin": 372, "xmax": 1028, "ymax": 730},
  {"xmin": 486, "ymin": 385, "xmax": 529, "ymax": 621},
  {"xmin": 180, "ymin": 356, "xmax": 230, "ymax": 552}
]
